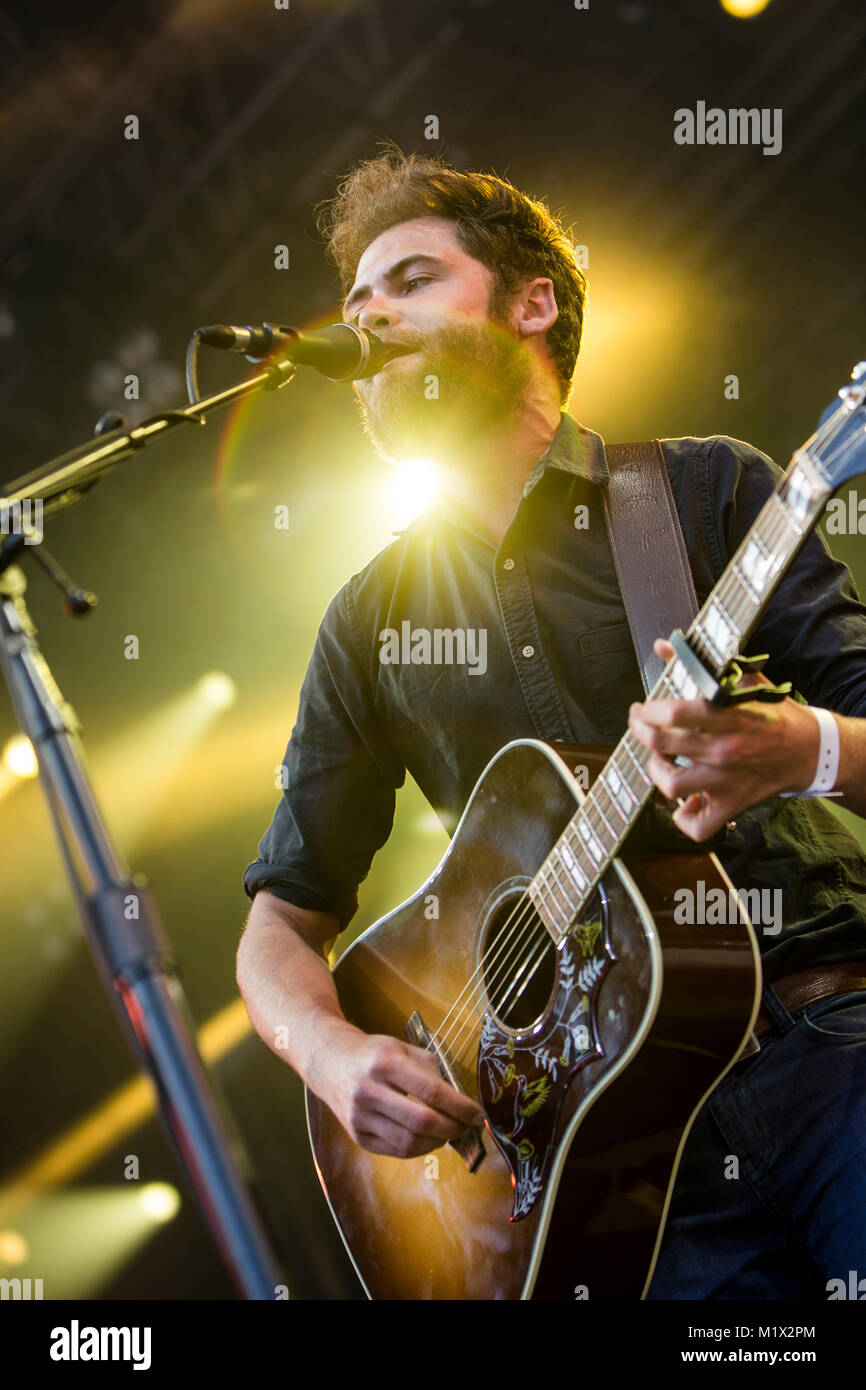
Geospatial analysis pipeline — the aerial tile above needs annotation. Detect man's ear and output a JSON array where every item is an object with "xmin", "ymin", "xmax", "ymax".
[{"xmin": 515, "ymin": 277, "xmax": 558, "ymax": 339}]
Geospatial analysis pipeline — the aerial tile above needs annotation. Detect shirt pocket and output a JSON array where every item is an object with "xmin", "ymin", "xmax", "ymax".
[{"xmin": 577, "ymin": 622, "xmax": 645, "ymax": 741}]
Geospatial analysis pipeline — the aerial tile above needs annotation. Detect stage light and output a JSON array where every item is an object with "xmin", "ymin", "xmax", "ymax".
[
  {"xmin": 0, "ymin": 997, "xmax": 253, "ymax": 1226},
  {"xmin": 1, "ymin": 1188, "xmax": 181, "ymax": 1298},
  {"xmin": 719, "ymin": 0, "xmax": 772, "ymax": 17},
  {"xmin": 48, "ymin": 670, "xmax": 242, "ymax": 854},
  {"xmin": 196, "ymin": 671, "xmax": 237, "ymax": 709},
  {"xmin": 0, "ymin": 1230, "xmax": 29, "ymax": 1264},
  {"xmin": 388, "ymin": 457, "xmax": 438, "ymax": 525},
  {"xmin": 138, "ymin": 1182, "xmax": 181, "ymax": 1223},
  {"xmin": 2, "ymin": 735, "xmax": 38, "ymax": 779}
]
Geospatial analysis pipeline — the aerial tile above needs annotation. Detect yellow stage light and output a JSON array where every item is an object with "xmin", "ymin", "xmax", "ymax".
[
  {"xmin": 720, "ymin": 0, "xmax": 772, "ymax": 17},
  {"xmin": 0, "ymin": 997, "xmax": 252, "ymax": 1226},
  {"xmin": 196, "ymin": 672, "xmax": 237, "ymax": 709},
  {"xmin": 138, "ymin": 1182, "xmax": 181, "ymax": 1223},
  {"xmin": 388, "ymin": 458, "xmax": 438, "ymax": 525},
  {"xmin": 0, "ymin": 1229, "xmax": 29, "ymax": 1264},
  {"xmin": 2, "ymin": 734, "xmax": 38, "ymax": 779},
  {"xmin": 2, "ymin": 1188, "xmax": 178, "ymax": 1299}
]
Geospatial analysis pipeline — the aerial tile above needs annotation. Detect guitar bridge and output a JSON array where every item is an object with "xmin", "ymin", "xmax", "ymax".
[{"xmin": 405, "ymin": 1010, "xmax": 486, "ymax": 1172}]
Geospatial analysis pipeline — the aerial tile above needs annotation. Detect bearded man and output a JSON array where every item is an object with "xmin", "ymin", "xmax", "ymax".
[{"xmin": 236, "ymin": 150, "xmax": 866, "ymax": 1299}]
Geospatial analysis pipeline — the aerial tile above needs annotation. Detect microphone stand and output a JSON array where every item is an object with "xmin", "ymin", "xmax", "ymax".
[{"xmin": 0, "ymin": 352, "xmax": 301, "ymax": 1299}]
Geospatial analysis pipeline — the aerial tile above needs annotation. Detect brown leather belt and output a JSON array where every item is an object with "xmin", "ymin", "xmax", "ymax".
[{"xmin": 753, "ymin": 961, "xmax": 866, "ymax": 1040}]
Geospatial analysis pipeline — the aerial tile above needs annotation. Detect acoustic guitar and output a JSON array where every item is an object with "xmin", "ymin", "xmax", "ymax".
[{"xmin": 306, "ymin": 364, "xmax": 866, "ymax": 1299}]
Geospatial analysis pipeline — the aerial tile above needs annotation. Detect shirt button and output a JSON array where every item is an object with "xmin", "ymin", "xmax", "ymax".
[
  {"xmin": 502, "ymin": 558, "xmax": 515, "ymax": 571},
  {"xmin": 522, "ymin": 645, "xmax": 535, "ymax": 659}
]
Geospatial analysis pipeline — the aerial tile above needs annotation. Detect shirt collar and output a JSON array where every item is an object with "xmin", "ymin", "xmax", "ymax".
[
  {"xmin": 398, "ymin": 412, "xmax": 609, "ymax": 543},
  {"xmin": 521, "ymin": 412, "xmax": 609, "ymax": 497}
]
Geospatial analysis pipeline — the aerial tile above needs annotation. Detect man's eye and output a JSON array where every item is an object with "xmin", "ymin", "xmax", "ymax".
[{"xmin": 404, "ymin": 276, "xmax": 430, "ymax": 292}]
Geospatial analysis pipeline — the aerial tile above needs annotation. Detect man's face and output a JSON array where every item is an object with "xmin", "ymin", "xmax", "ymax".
[{"xmin": 343, "ymin": 217, "xmax": 533, "ymax": 463}]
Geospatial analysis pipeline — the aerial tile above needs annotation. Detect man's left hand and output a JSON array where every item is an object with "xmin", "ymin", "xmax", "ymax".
[{"xmin": 627, "ymin": 638, "xmax": 820, "ymax": 841}]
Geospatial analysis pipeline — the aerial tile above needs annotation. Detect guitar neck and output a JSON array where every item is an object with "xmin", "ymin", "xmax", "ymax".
[
  {"xmin": 683, "ymin": 446, "xmax": 831, "ymax": 681},
  {"xmin": 528, "ymin": 444, "xmax": 834, "ymax": 944}
]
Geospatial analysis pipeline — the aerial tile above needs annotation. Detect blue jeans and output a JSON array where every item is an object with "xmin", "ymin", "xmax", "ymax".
[{"xmin": 645, "ymin": 984, "xmax": 866, "ymax": 1299}]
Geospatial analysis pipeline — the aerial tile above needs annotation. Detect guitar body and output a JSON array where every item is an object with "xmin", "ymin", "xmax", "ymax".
[{"xmin": 307, "ymin": 738, "xmax": 761, "ymax": 1299}]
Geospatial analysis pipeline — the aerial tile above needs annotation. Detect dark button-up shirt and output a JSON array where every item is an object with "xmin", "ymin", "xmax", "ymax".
[{"xmin": 243, "ymin": 413, "xmax": 866, "ymax": 982}]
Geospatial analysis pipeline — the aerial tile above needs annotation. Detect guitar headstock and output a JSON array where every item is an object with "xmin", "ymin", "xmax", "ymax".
[{"xmin": 810, "ymin": 361, "xmax": 866, "ymax": 490}]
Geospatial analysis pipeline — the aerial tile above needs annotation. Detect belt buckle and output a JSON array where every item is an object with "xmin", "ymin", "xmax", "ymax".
[{"xmin": 737, "ymin": 1029, "xmax": 762, "ymax": 1062}]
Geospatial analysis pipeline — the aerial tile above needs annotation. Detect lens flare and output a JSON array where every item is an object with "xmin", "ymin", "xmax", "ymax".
[
  {"xmin": 719, "ymin": 0, "xmax": 772, "ymax": 17},
  {"xmin": 388, "ymin": 458, "xmax": 438, "ymax": 525},
  {"xmin": 196, "ymin": 672, "xmax": 237, "ymax": 709},
  {"xmin": 3, "ymin": 735, "xmax": 38, "ymax": 779},
  {"xmin": 0, "ymin": 1230, "xmax": 28, "ymax": 1264},
  {"xmin": 138, "ymin": 1182, "xmax": 181, "ymax": 1223}
]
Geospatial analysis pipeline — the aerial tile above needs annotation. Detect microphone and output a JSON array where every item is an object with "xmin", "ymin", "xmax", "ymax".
[{"xmin": 194, "ymin": 321, "xmax": 389, "ymax": 380}]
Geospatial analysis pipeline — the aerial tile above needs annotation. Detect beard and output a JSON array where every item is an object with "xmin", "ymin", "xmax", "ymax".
[{"xmin": 353, "ymin": 314, "xmax": 534, "ymax": 465}]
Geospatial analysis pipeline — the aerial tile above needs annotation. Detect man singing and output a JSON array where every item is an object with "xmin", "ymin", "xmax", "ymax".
[{"xmin": 237, "ymin": 150, "xmax": 866, "ymax": 1298}]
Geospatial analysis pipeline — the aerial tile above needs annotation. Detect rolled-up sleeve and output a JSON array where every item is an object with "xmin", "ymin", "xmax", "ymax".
[{"xmin": 242, "ymin": 580, "xmax": 405, "ymax": 929}]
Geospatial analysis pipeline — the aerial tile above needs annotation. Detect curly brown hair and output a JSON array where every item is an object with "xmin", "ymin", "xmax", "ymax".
[{"xmin": 316, "ymin": 149, "xmax": 587, "ymax": 404}]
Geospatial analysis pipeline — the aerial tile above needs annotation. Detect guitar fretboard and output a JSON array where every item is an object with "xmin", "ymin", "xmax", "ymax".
[{"xmin": 528, "ymin": 445, "xmax": 832, "ymax": 943}]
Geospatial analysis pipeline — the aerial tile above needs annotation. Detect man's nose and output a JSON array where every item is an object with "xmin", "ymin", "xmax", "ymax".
[{"xmin": 357, "ymin": 296, "xmax": 400, "ymax": 332}]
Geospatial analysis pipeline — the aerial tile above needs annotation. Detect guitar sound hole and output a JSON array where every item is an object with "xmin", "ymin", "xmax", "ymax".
[{"xmin": 481, "ymin": 895, "xmax": 557, "ymax": 1033}]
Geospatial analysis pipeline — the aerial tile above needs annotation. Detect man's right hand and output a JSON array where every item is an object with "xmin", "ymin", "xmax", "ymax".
[
  {"xmin": 237, "ymin": 891, "xmax": 485, "ymax": 1159},
  {"xmin": 320, "ymin": 1024, "xmax": 487, "ymax": 1159}
]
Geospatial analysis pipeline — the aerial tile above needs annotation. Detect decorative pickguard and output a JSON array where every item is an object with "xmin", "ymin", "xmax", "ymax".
[{"xmin": 477, "ymin": 896, "xmax": 615, "ymax": 1221}]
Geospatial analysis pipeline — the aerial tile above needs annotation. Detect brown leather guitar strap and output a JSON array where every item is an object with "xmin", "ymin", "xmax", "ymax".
[
  {"xmin": 602, "ymin": 440, "xmax": 699, "ymax": 696},
  {"xmin": 603, "ymin": 443, "xmax": 765, "ymax": 1064}
]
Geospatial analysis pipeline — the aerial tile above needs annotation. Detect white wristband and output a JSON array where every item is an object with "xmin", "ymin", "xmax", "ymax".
[{"xmin": 779, "ymin": 706, "xmax": 842, "ymax": 799}]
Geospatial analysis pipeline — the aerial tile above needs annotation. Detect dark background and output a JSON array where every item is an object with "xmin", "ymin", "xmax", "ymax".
[{"xmin": 0, "ymin": 0, "xmax": 863, "ymax": 1299}]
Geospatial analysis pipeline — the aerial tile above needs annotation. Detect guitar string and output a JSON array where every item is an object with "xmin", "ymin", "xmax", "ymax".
[
  {"xmin": 443, "ymin": 818, "xmax": 620, "ymax": 1069},
  {"xmin": 436, "ymin": 735, "xmax": 660, "ymax": 1069},
  {"xmin": 427, "ymin": 784, "xmax": 615, "ymax": 1050},
  {"xmin": 434, "ymin": 898, "xmax": 549, "ymax": 1068},
  {"xmin": 441, "ymin": 719, "xmax": 664, "ymax": 1063},
  {"xmin": 480, "ymin": 842, "xmax": 588, "ymax": 1019},
  {"xmin": 426, "ymin": 419, "xmax": 853, "ymax": 1071},
  {"xmin": 455, "ymin": 744, "xmax": 722, "ymax": 1067},
  {"xmin": 433, "ymin": 738, "xmax": 651, "ymax": 1066},
  {"xmin": 432, "ymin": 772, "xmax": 622, "ymax": 1050},
  {"xmin": 431, "ymin": 888, "xmax": 562, "ymax": 1060},
  {"xmin": 431, "ymin": 720, "xmax": 661, "ymax": 1057}
]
